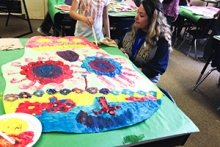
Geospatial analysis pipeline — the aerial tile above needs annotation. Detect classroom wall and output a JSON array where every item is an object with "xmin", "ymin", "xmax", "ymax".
[{"xmin": 24, "ymin": 0, "xmax": 48, "ymax": 19}]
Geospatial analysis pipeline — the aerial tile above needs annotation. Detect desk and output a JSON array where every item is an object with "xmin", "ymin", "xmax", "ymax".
[
  {"xmin": 179, "ymin": 6, "xmax": 219, "ymax": 22},
  {"xmin": 0, "ymin": 38, "xmax": 199, "ymax": 147}
]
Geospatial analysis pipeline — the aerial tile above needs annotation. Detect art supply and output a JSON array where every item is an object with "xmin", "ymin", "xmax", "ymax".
[
  {"xmin": 0, "ymin": 38, "xmax": 23, "ymax": 51},
  {"xmin": 92, "ymin": 26, "xmax": 98, "ymax": 46},
  {"xmin": 0, "ymin": 131, "xmax": 16, "ymax": 144}
]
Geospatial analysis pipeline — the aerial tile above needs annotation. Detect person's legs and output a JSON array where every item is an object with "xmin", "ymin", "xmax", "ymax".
[
  {"xmin": 165, "ymin": 15, "xmax": 173, "ymax": 27},
  {"xmin": 37, "ymin": 12, "xmax": 53, "ymax": 36}
]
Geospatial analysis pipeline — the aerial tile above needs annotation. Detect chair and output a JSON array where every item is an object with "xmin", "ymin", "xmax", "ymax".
[
  {"xmin": 0, "ymin": 0, "xmax": 33, "ymax": 37},
  {"xmin": 193, "ymin": 36, "xmax": 220, "ymax": 90},
  {"xmin": 110, "ymin": 17, "xmax": 135, "ymax": 40},
  {"xmin": 53, "ymin": 13, "xmax": 76, "ymax": 36},
  {"xmin": 0, "ymin": 0, "xmax": 19, "ymax": 26},
  {"xmin": 60, "ymin": 16, "xmax": 76, "ymax": 36},
  {"xmin": 177, "ymin": 18, "xmax": 216, "ymax": 60},
  {"xmin": 158, "ymin": 87, "xmax": 176, "ymax": 105},
  {"xmin": 172, "ymin": 15, "xmax": 193, "ymax": 47}
]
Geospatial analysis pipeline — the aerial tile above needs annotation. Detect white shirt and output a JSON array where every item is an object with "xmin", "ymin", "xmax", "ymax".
[{"xmin": 75, "ymin": 0, "xmax": 110, "ymax": 38}]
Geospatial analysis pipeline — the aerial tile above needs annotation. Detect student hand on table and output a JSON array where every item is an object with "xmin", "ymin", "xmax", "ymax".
[
  {"xmin": 120, "ymin": 48, "xmax": 142, "ymax": 71},
  {"xmin": 120, "ymin": 48, "xmax": 129, "ymax": 58}
]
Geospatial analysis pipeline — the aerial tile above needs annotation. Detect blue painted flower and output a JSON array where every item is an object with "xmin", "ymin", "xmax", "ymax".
[
  {"xmin": 18, "ymin": 92, "xmax": 32, "ymax": 98},
  {"xmin": 110, "ymin": 90, "xmax": 120, "ymax": 96},
  {"xmin": 99, "ymin": 88, "xmax": 110, "ymax": 95},
  {"xmin": 122, "ymin": 89, "xmax": 134, "ymax": 96},
  {"xmin": 148, "ymin": 91, "xmax": 156, "ymax": 97},
  {"xmin": 46, "ymin": 89, "xmax": 57, "ymax": 95},
  {"xmin": 137, "ymin": 90, "xmax": 147, "ymax": 96},
  {"xmin": 81, "ymin": 56, "xmax": 122, "ymax": 77},
  {"xmin": 86, "ymin": 87, "xmax": 98, "ymax": 94},
  {"xmin": 60, "ymin": 88, "xmax": 72, "ymax": 95},
  {"xmin": 33, "ymin": 90, "xmax": 44, "ymax": 97}
]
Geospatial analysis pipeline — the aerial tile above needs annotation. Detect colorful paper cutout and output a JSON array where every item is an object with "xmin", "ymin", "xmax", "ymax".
[{"xmin": 2, "ymin": 36, "xmax": 162, "ymax": 133}]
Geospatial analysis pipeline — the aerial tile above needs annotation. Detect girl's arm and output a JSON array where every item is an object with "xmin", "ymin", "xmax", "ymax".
[
  {"xmin": 103, "ymin": 5, "xmax": 111, "ymax": 38},
  {"xmin": 69, "ymin": 0, "xmax": 93, "ymax": 27}
]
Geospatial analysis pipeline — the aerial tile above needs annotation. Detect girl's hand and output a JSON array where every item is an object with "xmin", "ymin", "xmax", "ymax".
[
  {"xmin": 120, "ymin": 48, "xmax": 126, "ymax": 53},
  {"xmin": 120, "ymin": 48, "xmax": 129, "ymax": 58},
  {"xmin": 83, "ymin": 17, "xmax": 93, "ymax": 28}
]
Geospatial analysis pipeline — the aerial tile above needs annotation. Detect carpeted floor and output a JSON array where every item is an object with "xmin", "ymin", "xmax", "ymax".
[{"xmin": 1, "ymin": 15, "xmax": 220, "ymax": 147}]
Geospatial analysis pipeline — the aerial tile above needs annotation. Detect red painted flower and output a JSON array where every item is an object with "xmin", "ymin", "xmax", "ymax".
[
  {"xmin": 20, "ymin": 60, "xmax": 73, "ymax": 85},
  {"xmin": 16, "ymin": 101, "xmax": 45, "ymax": 115}
]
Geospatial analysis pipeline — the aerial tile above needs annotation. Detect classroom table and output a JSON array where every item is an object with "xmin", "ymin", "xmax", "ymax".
[
  {"xmin": 0, "ymin": 38, "xmax": 199, "ymax": 147},
  {"xmin": 178, "ymin": 6, "xmax": 219, "ymax": 22}
]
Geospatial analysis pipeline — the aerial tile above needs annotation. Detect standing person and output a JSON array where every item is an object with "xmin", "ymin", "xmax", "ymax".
[
  {"xmin": 179, "ymin": 0, "xmax": 191, "ymax": 6},
  {"xmin": 37, "ymin": 12, "xmax": 53, "ymax": 36},
  {"xmin": 69, "ymin": 0, "xmax": 110, "ymax": 39},
  {"xmin": 118, "ymin": 0, "xmax": 172, "ymax": 84},
  {"xmin": 173, "ymin": 0, "xmax": 191, "ymax": 38},
  {"xmin": 162, "ymin": 0, "xmax": 180, "ymax": 26}
]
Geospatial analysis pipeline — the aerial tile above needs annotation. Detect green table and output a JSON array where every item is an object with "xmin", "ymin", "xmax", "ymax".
[
  {"xmin": 178, "ymin": 6, "xmax": 219, "ymax": 22},
  {"xmin": 0, "ymin": 38, "xmax": 199, "ymax": 147}
]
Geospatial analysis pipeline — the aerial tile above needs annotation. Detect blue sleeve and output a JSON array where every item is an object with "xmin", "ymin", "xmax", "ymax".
[{"xmin": 141, "ymin": 38, "xmax": 170, "ymax": 78}]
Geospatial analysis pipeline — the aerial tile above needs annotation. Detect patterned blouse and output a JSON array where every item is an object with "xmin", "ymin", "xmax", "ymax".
[{"xmin": 162, "ymin": 0, "xmax": 180, "ymax": 18}]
